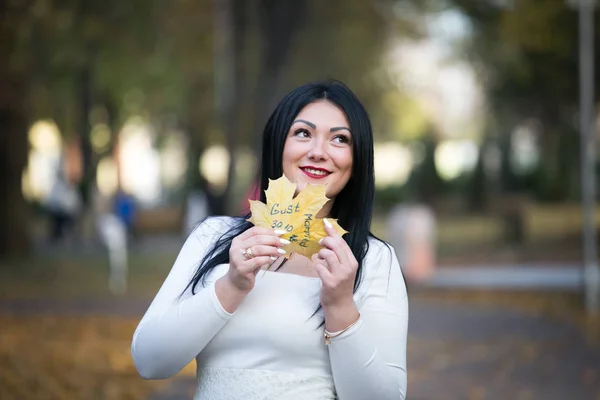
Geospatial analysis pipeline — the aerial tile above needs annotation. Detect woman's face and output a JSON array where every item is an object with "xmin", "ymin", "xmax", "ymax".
[{"xmin": 282, "ymin": 100, "xmax": 353, "ymax": 201}]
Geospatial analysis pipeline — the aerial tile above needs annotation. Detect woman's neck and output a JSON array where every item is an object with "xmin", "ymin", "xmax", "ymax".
[{"xmin": 317, "ymin": 200, "xmax": 333, "ymax": 219}]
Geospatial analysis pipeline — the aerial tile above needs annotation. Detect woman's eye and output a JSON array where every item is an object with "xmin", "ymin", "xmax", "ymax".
[
  {"xmin": 333, "ymin": 135, "xmax": 350, "ymax": 144},
  {"xmin": 294, "ymin": 129, "xmax": 310, "ymax": 138}
]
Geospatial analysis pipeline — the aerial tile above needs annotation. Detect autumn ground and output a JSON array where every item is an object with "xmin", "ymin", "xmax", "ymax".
[{"xmin": 1, "ymin": 239, "xmax": 599, "ymax": 400}]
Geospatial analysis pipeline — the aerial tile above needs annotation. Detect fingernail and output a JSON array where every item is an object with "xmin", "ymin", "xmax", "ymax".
[
  {"xmin": 277, "ymin": 248, "xmax": 286, "ymax": 254},
  {"xmin": 270, "ymin": 256, "xmax": 277, "ymax": 261},
  {"xmin": 323, "ymin": 218, "xmax": 332, "ymax": 228},
  {"xmin": 280, "ymin": 238, "xmax": 291, "ymax": 245},
  {"xmin": 318, "ymin": 238, "xmax": 324, "ymax": 245},
  {"xmin": 274, "ymin": 229, "xmax": 286, "ymax": 235}
]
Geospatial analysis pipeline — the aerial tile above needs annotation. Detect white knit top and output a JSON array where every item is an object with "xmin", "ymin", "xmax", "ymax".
[{"xmin": 132, "ymin": 217, "xmax": 408, "ymax": 400}]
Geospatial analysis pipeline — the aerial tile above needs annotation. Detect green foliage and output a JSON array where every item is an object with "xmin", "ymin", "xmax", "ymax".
[
  {"xmin": 284, "ymin": 0, "xmax": 428, "ymax": 140},
  {"xmin": 374, "ymin": 184, "xmax": 410, "ymax": 214},
  {"xmin": 5, "ymin": 0, "xmax": 439, "ymax": 211},
  {"xmin": 445, "ymin": 0, "xmax": 596, "ymax": 203},
  {"xmin": 380, "ymin": 91, "xmax": 430, "ymax": 141}
]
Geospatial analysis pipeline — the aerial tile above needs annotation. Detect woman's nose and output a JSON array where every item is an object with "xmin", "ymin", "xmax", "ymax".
[{"xmin": 307, "ymin": 139, "xmax": 328, "ymax": 161}]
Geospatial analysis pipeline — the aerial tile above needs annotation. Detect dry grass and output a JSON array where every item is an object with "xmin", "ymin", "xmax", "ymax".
[
  {"xmin": 0, "ymin": 252, "xmax": 192, "ymax": 400},
  {"xmin": 1, "ymin": 244, "xmax": 597, "ymax": 399},
  {"xmin": 0, "ymin": 315, "xmax": 167, "ymax": 400},
  {"xmin": 0, "ymin": 252, "xmax": 176, "ymax": 301}
]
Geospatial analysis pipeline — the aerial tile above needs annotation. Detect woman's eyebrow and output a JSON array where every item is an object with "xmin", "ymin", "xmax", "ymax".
[
  {"xmin": 293, "ymin": 119, "xmax": 351, "ymax": 133},
  {"xmin": 292, "ymin": 119, "xmax": 316, "ymax": 129},
  {"xmin": 331, "ymin": 127, "xmax": 351, "ymax": 133}
]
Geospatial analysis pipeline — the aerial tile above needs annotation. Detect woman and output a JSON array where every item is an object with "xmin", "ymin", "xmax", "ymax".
[{"xmin": 132, "ymin": 80, "xmax": 409, "ymax": 399}]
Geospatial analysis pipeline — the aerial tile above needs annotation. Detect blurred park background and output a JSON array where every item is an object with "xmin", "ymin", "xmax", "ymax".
[{"xmin": 2, "ymin": 0, "xmax": 600, "ymax": 399}]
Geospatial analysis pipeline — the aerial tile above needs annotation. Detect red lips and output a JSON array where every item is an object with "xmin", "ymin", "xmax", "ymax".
[{"xmin": 300, "ymin": 166, "xmax": 331, "ymax": 179}]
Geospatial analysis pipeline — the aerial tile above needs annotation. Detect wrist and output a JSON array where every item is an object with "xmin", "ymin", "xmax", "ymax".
[
  {"xmin": 323, "ymin": 299, "xmax": 359, "ymax": 333},
  {"xmin": 215, "ymin": 276, "xmax": 250, "ymax": 313},
  {"xmin": 323, "ymin": 297, "xmax": 356, "ymax": 314}
]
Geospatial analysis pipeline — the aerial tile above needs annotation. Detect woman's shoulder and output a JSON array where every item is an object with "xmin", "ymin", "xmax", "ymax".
[
  {"xmin": 363, "ymin": 236, "xmax": 399, "ymax": 277},
  {"xmin": 355, "ymin": 235, "xmax": 406, "ymax": 304},
  {"xmin": 191, "ymin": 215, "xmax": 244, "ymax": 241},
  {"xmin": 365, "ymin": 236, "xmax": 395, "ymax": 260}
]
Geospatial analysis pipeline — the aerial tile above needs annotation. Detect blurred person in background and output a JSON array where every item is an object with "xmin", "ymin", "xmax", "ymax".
[
  {"xmin": 92, "ymin": 185, "xmax": 131, "ymax": 294},
  {"xmin": 184, "ymin": 189, "xmax": 209, "ymax": 236},
  {"xmin": 387, "ymin": 204, "xmax": 436, "ymax": 284},
  {"xmin": 44, "ymin": 161, "xmax": 81, "ymax": 244},
  {"xmin": 238, "ymin": 179, "xmax": 261, "ymax": 215},
  {"xmin": 113, "ymin": 188, "xmax": 137, "ymax": 240},
  {"xmin": 184, "ymin": 175, "xmax": 215, "ymax": 236},
  {"xmin": 131, "ymin": 80, "xmax": 409, "ymax": 399}
]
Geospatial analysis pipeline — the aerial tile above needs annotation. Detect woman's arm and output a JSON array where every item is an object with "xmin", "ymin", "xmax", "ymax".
[
  {"xmin": 131, "ymin": 221, "xmax": 234, "ymax": 380},
  {"xmin": 327, "ymin": 244, "xmax": 409, "ymax": 400}
]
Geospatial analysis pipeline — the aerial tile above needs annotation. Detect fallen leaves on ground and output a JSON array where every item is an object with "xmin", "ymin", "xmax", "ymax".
[{"xmin": 0, "ymin": 315, "xmax": 167, "ymax": 400}]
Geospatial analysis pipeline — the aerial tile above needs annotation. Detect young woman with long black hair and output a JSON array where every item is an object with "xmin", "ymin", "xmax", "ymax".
[{"xmin": 132, "ymin": 80, "xmax": 409, "ymax": 399}]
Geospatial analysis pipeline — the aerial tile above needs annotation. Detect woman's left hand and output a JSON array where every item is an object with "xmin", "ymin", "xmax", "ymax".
[{"xmin": 311, "ymin": 218, "xmax": 358, "ymax": 310}]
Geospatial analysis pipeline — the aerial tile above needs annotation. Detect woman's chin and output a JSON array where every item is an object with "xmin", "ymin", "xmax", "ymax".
[
  {"xmin": 293, "ymin": 178, "xmax": 307, "ymax": 191},
  {"xmin": 294, "ymin": 182, "xmax": 307, "ymax": 196},
  {"xmin": 293, "ymin": 175, "xmax": 330, "ymax": 194}
]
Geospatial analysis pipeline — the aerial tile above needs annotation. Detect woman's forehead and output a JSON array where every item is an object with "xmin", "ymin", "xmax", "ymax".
[{"xmin": 293, "ymin": 101, "xmax": 349, "ymax": 128}]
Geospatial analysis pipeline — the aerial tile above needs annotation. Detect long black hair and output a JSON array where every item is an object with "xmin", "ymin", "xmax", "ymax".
[{"xmin": 183, "ymin": 80, "xmax": 378, "ymax": 296}]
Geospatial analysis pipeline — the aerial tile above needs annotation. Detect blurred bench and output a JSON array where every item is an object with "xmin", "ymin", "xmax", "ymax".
[
  {"xmin": 524, "ymin": 203, "xmax": 600, "ymax": 241},
  {"xmin": 133, "ymin": 206, "xmax": 183, "ymax": 234}
]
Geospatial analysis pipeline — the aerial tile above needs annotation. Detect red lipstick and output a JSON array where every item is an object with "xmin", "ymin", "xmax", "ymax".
[{"xmin": 300, "ymin": 166, "xmax": 331, "ymax": 179}]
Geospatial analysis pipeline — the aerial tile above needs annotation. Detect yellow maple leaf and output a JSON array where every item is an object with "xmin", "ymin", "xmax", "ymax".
[{"xmin": 248, "ymin": 175, "xmax": 348, "ymax": 259}]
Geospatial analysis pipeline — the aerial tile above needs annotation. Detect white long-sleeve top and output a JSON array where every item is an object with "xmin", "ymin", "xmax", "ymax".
[{"xmin": 132, "ymin": 217, "xmax": 408, "ymax": 400}]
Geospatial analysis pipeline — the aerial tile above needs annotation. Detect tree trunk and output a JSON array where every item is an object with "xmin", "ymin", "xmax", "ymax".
[
  {"xmin": 77, "ymin": 64, "xmax": 94, "ymax": 207},
  {"xmin": 213, "ymin": 0, "xmax": 237, "ymax": 215},
  {"xmin": 251, "ymin": 0, "xmax": 309, "ymax": 157},
  {"xmin": 0, "ymin": 77, "xmax": 30, "ymax": 257},
  {"xmin": 0, "ymin": 2, "xmax": 31, "ymax": 257},
  {"xmin": 414, "ymin": 132, "xmax": 443, "ymax": 207},
  {"xmin": 467, "ymin": 141, "xmax": 489, "ymax": 212},
  {"xmin": 211, "ymin": 0, "xmax": 308, "ymax": 213}
]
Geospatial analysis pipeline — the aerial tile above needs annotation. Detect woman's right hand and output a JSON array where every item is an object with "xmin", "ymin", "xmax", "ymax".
[{"xmin": 225, "ymin": 227, "xmax": 288, "ymax": 293}]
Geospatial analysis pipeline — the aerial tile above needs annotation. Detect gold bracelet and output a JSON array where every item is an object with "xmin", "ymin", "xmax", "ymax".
[{"xmin": 323, "ymin": 314, "xmax": 361, "ymax": 345}]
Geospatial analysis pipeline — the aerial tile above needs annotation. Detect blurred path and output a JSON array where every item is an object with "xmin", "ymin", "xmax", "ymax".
[
  {"xmin": 408, "ymin": 299, "xmax": 600, "ymax": 400},
  {"xmin": 421, "ymin": 264, "xmax": 583, "ymax": 290},
  {"xmin": 35, "ymin": 232, "xmax": 587, "ymax": 291},
  {"xmin": 2, "ymin": 294, "xmax": 599, "ymax": 399},
  {"xmin": 33, "ymin": 233, "xmax": 184, "ymax": 258}
]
